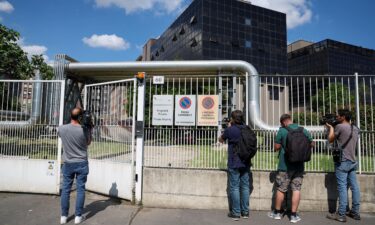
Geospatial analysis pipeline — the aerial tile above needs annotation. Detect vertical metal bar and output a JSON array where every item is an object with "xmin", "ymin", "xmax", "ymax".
[
  {"xmin": 355, "ymin": 73, "xmax": 362, "ymax": 174},
  {"xmin": 57, "ymin": 81, "xmax": 66, "ymax": 193}
]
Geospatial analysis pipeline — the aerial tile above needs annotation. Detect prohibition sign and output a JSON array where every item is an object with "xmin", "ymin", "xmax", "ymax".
[
  {"xmin": 202, "ymin": 97, "xmax": 215, "ymax": 109},
  {"xmin": 179, "ymin": 97, "xmax": 192, "ymax": 109}
]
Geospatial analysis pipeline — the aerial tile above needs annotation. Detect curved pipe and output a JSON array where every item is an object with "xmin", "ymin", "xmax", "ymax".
[{"xmin": 67, "ymin": 60, "xmax": 324, "ymax": 132}]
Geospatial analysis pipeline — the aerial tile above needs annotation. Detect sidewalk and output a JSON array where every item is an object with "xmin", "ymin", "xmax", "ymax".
[{"xmin": 0, "ymin": 192, "xmax": 374, "ymax": 225}]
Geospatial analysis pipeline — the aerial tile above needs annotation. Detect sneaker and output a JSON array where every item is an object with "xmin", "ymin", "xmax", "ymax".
[
  {"xmin": 228, "ymin": 212, "xmax": 240, "ymax": 221},
  {"xmin": 327, "ymin": 213, "xmax": 347, "ymax": 222},
  {"xmin": 241, "ymin": 212, "xmax": 249, "ymax": 219},
  {"xmin": 290, "ymin": 214, "xmax": 301, "ymax": 223},
  {"xmin": 60, "ymin": 216, "xmax": 67, "ymax": 224},
  {"xmin": 74, "ymin": 215, "xmax": 85, "ymax": 224},
  {"xmin": 346, "ymin": 211, "xmax": 361, "ymax": 220},
  {"xmin": 268, "ymin": 211, "xmax": 282, "ymax": 220}
]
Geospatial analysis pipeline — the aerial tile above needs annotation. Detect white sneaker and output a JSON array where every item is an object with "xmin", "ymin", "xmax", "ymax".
[
  {"xmin": 60, "ymin": 216, "xmax": 67, "ymax": 224},
  {"xmin": 290, "ymin": 214, "xmax": 301, "ymax": 223},
  {"xmin": 268, "ymin": 211, "xmax": 282, "ymax": 220},
  {"xmin": 75, "ymin": 215, "xmax": 85, "ymax": 224}
]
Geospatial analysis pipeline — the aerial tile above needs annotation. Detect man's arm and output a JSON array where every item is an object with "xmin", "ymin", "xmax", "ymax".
[
  {"xmin": 274, "ymin": 129, "xmax": 283, "ymax": 152},
  {"xmin": 274, "ymin": 143, "xmax": 282, "ymax": 151},
  {"xmin": 326, "ymin": 124, "xmax": 335, "ymax": 143}
]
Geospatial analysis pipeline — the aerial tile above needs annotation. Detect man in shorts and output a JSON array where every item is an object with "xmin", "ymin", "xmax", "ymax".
[{"xmin": 268, "ymin": 114, "xmax": 313, "ymax": 223}]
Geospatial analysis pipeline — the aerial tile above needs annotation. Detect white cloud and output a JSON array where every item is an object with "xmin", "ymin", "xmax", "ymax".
[
  {"xmin": 82, "ymin": 34, "xmax": 130, "ymax": 50},
  {"xmin": 94, "ymin": 0, "xmax": 185, "ymax": 14},
  {"xmin": 0, "ymin": 1, "xmax": 14, "ymax": 13},
  {"xmin": 17, "ymin": 38, "xmax": 51, "ymax": 63},
  {"xmin": 247, "ymin": 0, "xmax": 312, "ymax": 29}
]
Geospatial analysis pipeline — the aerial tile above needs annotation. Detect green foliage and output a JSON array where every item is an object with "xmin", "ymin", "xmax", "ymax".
[
  {"xmin": 0, "ymin": 24, "xmax": 53, "ymax": 80},
  {"xmin": 292, "ymin": 111, "xmax": 320, "ymax": 126}
]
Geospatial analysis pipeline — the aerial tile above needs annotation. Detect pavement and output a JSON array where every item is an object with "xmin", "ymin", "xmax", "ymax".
[{"xmin": 0, "ymin": 192, "xmax": 374, "ymax": 225}]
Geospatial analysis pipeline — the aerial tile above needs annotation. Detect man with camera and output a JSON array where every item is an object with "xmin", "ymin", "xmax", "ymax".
[
  {"xmin": 58, "ymin": 107, "xmax": 92, "ymax": 224},
  {"xmin": 326, "ymin": 109, "xmax": 361, "ymax": 222}
]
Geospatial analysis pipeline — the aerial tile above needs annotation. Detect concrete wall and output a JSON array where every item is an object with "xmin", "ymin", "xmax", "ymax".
[{"xmin": 143, "ymin": 167, "xmax": 375, "ymax": 212}]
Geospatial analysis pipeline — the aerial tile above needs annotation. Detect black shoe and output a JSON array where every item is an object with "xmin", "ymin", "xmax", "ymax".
[
  {"xmin": 327, "ymin": 213, "xmax": 347, "ymax": 222},
  {"xmin": 228, "ymin": 212, "xmax": 240, "ymax": 221},
  {"xmin": 346, "ymin": 211, "xmax": 361, "ymax": 220},
  {"xmin": 241, "ymin": 212, "xmax": 249, "ymax": 219}
]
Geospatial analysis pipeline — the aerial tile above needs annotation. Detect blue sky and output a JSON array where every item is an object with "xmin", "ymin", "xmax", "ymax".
[{"xmin": 1, "ymin": 0, "xmax": 375, "ymax": 63}]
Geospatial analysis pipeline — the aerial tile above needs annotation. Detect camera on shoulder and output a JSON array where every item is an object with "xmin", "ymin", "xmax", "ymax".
[
  {"xmin": 320, "ymin": 113, "xmax": 340, "ymax": 127},
  {"xmin": 79, "ymin": 110, "xmax": 95, "ymax": 129}
]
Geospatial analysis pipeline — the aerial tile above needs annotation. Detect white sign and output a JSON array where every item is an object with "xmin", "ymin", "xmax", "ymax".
[
  {"xmin": 152, "ymin": 95, "xmax": 173, "ymax": 126},
  {"xmin": 153, "ymin": 76, "xmax": 165, "ymax": 84},
  {"xmin": 175, "ymin": 95, "xmax": 196, "ymax": 126}
]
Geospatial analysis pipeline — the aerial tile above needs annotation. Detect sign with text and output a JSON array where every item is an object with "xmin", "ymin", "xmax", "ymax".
[
  {"xmin": 175, "ymin": 95, "xmax": 196, "ymax": 126},
  {"xmin": 152, "ymin": 95, "xmax": 173, "ymax": 126},
  {"xmin": 153, "ymin": 76, "xmax": 165, "ymax": 84},
  {"xmin": 197, "ymin": 95, "xmax": 219, "ymax": 126}
]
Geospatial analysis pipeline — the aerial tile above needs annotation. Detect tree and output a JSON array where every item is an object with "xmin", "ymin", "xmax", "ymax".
[{"xmin": 0, "ymin": 24, "xmax": 53, "ymax": 80}]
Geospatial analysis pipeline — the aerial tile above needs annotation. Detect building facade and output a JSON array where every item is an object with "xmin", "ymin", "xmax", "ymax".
[
  {"xmin": 288, "ymin": 39, "xmax": 375, "ymax": 75},
  {"xmin": 146, "ymin": 0, "xmax": 287, "ymax": 75}
]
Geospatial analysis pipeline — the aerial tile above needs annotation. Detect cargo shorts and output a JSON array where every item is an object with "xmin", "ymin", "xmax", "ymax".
[{"xmin": 276, "ymin": 170, "xmax": 303, "ymax": 192}]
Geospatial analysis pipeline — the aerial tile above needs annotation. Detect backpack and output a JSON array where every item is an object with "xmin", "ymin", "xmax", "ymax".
[
  {"xmin": 284, "ymin": 126, "xmax": 312, "ymax": 163},
  {"xmin": 233, "ymin": 125, "xmax": 258, "ymax": 163}
]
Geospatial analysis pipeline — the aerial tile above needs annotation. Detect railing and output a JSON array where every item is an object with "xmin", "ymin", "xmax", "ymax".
[
  {"xmin": 0, "ymin": 80, "xmax": 64, "ymax": 160},
  {"xmin": 142, "ymin": 74, "xmax": 375, "ymax": 173}
]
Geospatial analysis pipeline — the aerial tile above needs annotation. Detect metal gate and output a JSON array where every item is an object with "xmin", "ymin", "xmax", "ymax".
[
  {"xmin": 0, "ymin": 78, "xmax": 65, "ymax": 194},
  {"xmin": 83, "ymin": 79, "xmax": 137, "ymax": 200}
]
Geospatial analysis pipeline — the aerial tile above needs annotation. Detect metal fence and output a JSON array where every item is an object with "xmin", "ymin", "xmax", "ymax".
[
  {"xmin": 0, "ymin": 79, "xmax": 64, "ymax": 160},
  {"xmin": 84, "ymin": 79, "xmax": 136, "ymax": 163},
  {"xmin": 143, "ymin": 73, "xmax": 375, "ymax": 174}
]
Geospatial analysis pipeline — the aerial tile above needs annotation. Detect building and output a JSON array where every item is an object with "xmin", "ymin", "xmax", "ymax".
[
  {"xmin": 144, "ymin": 0, "xmax": 287, "ymax": 75},
  {"xmin": 288, "ymin": 39, "xmax": 375, "ymax": 75}
]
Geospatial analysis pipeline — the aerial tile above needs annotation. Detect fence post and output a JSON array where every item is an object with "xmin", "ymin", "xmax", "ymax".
[
  {"xmin": 355, "ymin": 72, "xmax": 362, "ymax": 174},
  {"xmin": 135, "ymin": 72, "xmax": 146, "ymax": 204}
]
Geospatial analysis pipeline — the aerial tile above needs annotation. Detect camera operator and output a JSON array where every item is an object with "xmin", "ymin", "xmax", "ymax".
[
  {"xmin": 58, "ymin": 107, "xmax": 92, "ymax": 224},
  {"xmin": 326, "ymin": 109, "xmax": 361, "ymax": 222}
]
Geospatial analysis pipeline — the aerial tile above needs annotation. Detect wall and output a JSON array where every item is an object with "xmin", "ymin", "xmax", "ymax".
[{"xmin": 143, "ymin": 168, "xmax": 375, "ymax": 212}]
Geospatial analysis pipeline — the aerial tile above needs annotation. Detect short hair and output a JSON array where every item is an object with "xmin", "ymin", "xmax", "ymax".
[
  {"xmin": 231, "ymin": 110, "xmax": 244, "ymax": 125},
  {"xmin": 71, "ymin": 108, "xmax": 83, "ymax": 121},
  {"xmin": 280, "ymin": 114, "xmax": 291, "ymax": 123},
  {"xmin": 338, "ymin": 109, "xmax": 352, "ymax": 121}
]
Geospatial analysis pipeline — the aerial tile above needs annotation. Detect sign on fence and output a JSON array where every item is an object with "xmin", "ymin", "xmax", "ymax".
[
  {"xmin": 197, "ymin": 95, "xmax": 219, "ymax": 126},
  {"xmin": 152, "ymin": 95, "xmax": 174, "ymax": 125},
  {"xmin": 175, "ymin": 95, "xmax": 196, "ymax": 126}
]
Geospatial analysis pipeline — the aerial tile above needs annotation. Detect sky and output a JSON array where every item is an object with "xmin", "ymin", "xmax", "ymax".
[{"xmin": 1, "ymin": 0, "xmax": 375, "ymax": 63}]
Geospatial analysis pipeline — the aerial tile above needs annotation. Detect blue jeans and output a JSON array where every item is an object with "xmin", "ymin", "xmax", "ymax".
[
  {"xmin": 228, "ymin": 167, "xmax": 250, "ymax": 216},
  {"xmin": 61, "ymin": 161, "xmax": 89, "ymax": 217},
  {"xmin": 335, "ymin": 160, "xmax": 360, "ymax": 216}
]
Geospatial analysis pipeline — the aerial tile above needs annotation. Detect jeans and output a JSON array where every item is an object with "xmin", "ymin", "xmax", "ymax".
[
  {"xmin": 61, "ymin": 161, "xmax": 89, "ymax": 217},
  {"xmin": 335, "ymin": 160, "xmax": 360, "ymax": 216},
  {"xmin": 228, "ymin": 167, "xmax": 250, "ymax": 216}
]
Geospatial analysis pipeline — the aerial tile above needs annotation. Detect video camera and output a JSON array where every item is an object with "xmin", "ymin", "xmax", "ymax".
[
  {"xmin": 320, "ymin": 113, "xmax": 340, "ymax": 127},
  {"xmin": 79, "ymin": 110, "xmax": 95, "ymax": 130}
]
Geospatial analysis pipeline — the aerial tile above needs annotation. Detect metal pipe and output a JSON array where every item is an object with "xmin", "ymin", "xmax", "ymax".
[{"xmin": 67, "ymin": 60, "xmax": 324, "ymax": 132}]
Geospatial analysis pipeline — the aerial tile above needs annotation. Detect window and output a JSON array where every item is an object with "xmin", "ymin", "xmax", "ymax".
[
  {"xmin": 190, "ymin": 15, "xmax": 197, "ymax": 24},
  {"xmin": 245, "ymin": 40, "xmax": 252, "ymax": 48},
  {"xmin": 245, "ymin": 18, "xmax": 252, "ymax": 26},
  {"xmin": 268, "ymin": 86, "xmax": 283, "ymax": 100},
  {"xmin": 231, "ymin": 40, "xmax": 240, "ymax": 47},
  {"xmin": 160, "ymin": 46, "xmax": 165, "ymax": 52},
  {"xmin": 179, "ymin": 26, "xmax": 185, "ymax": 35},
  {"xmin": 209, "ymin": 36, "xmax": 218, "ymax": 43},
  {"xmin": 172, "ymin": 34, "xmax": 177, "ymax": 41},
  {"xmin": 190, "ymin": 38, "xmax": 197, "ymax": 47},
  {"xmin": 155, "ymin": 51, "xmax": 159, "ymax": 57}
]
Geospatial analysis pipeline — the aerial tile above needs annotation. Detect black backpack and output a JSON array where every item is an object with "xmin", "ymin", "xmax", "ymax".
[
  {"xmin": 233, "ymin": 125, "xmax": 258, "ymax": 163},
  {"xmin": 284, "ymin": 126, "xmax": 312, "ymax": 163}
]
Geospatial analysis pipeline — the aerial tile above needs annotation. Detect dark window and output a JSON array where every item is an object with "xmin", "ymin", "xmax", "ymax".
[
  {"xmin": 190, "ymin": 38, "xmax": 198, "ymax": 47},
  {"xmin": 160, "ymin": 46, "xmax": 165, "ymax": 52},
  {"xmin": 268, "ymin": 86, "xmax": 283, "ymax": 100},
  {"xmin": 245, "ymin": 18, "xmax": 252, "ymax": 26},
  {"xmin": 209, "ymin": 36, "xmax": 218, "ymax": 43},
  {"xmin": 245, "ymin": 40, "xmax": 252, "ymax": 48},
  {"xmin": 179, "ymin": 26, "xmax": 185, "ymax": 35},
  {"xmin": 172, "ymin": 34, "xmax": 177, "ymax": 41},
  {"xmin": 155, "ymin": 51, "xmax": 159, "ymax": 57},
  {"xmin": 231, "ymin": 40, "xmax": 240, "ymax": 47}
]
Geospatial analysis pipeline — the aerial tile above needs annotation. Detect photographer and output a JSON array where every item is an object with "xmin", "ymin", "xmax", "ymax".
[
  {"xmin": 58, "ymin": 108, "xmax": 92, "ymax": 224},
  {"xmin": 326, "ymin": 109, "xmax": 361, "ymax": 222}
]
